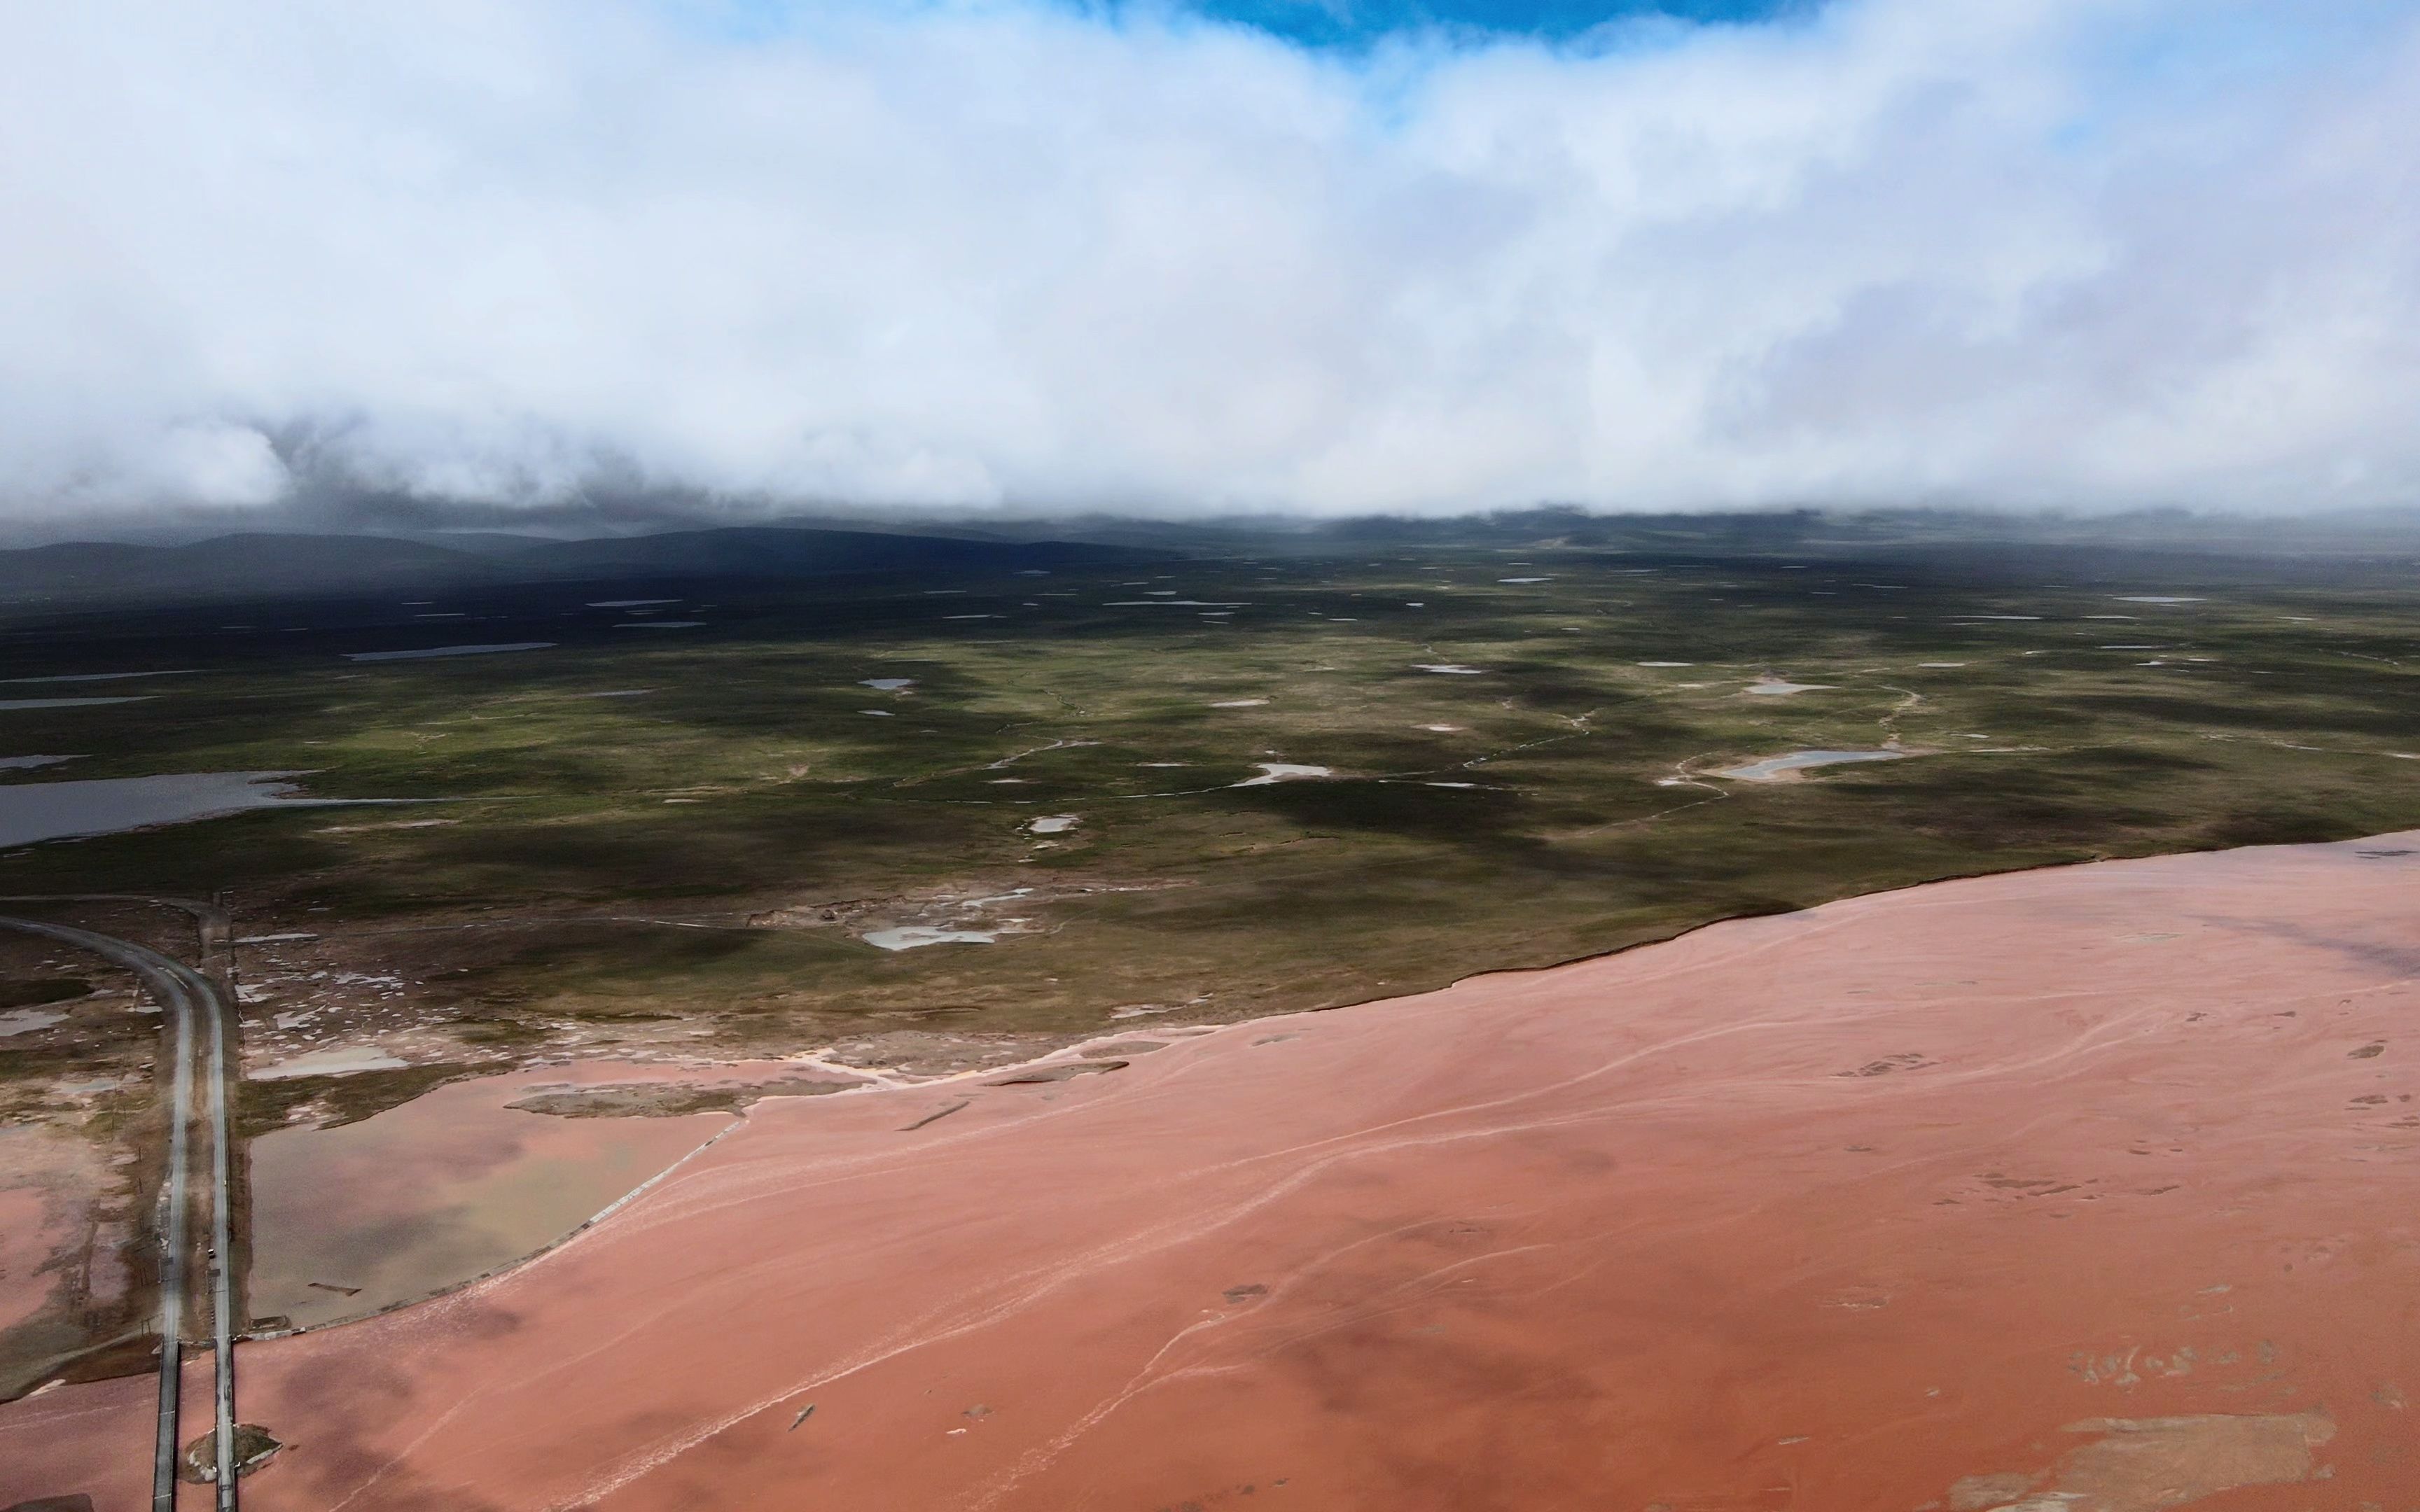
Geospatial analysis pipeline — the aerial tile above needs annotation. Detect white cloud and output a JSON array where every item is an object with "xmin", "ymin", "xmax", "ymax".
[{"xmin": 1, "ymin": 0, "xmax": 2416, "ymax": 520}]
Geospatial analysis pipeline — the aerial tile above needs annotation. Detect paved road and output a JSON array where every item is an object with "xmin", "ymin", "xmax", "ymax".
[{"xmin": 0, "ymin": 908, "xmax": 239, "ymax": 1509}]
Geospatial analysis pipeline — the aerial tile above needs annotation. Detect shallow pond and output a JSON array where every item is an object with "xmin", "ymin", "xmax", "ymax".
[
  {"xmin": 246, "ymin": 1063, "xmax": 809, "ymax": 1330},
  {"xmin": 0, "ymin": 671, "xmax": 195, "ymax": 686},
  {"xmin": 0, "ymin": 771, "xmax": 363, "ymax": 848},
  {"xmin": 0, "ymin": 1124, "xmax": 130, "ymax": 1395}
]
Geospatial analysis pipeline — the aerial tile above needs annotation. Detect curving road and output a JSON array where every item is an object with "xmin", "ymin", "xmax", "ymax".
[{"xmin": 0, "ymin": 908, "xmax": 239, "ymax": 1509}]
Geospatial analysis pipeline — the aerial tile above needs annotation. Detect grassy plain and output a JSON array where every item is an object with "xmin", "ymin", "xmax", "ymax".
[{"xmin": 4, "ymin": 530, "xmax": 2419, "ymax": 1116}]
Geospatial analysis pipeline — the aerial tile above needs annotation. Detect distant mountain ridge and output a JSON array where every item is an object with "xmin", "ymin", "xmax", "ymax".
[{"xmin": 0, "ymin": 525, "xmax": 1161, "ymax": 603}]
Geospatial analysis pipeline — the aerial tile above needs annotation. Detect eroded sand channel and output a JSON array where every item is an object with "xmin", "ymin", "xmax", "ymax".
[{"xmin": 4, "ymin": 834, "xmax": 2417, "ymax": 1511}]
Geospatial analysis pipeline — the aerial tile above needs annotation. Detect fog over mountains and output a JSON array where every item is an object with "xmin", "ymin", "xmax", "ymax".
[{"xmin": 6, "ymin": 0, "xmax": 2419, "ymax": 526}]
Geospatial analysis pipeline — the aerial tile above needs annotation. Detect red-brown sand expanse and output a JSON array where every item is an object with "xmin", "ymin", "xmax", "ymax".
[{"xmin": 6, "ymin": 834, "xmax": 2419, "ymax": 1511}]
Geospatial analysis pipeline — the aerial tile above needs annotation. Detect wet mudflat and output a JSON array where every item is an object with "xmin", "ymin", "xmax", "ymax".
[
  {"xmin": 0, "ymin": 1125, "xmax": 131, "ymax": 1396},
  {"xmin": 246, "ymin": 1060, "xmax": 853, "ymax": 1331},
  {"xmin": 4, "ymin": 834, "xmax": 2419, "ymax": 1510}
]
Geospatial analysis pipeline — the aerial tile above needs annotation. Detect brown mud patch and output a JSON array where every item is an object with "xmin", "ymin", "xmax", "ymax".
[{"xmin": 5, "ymin": 834, "xmax": 2419, "ymax": 1511}]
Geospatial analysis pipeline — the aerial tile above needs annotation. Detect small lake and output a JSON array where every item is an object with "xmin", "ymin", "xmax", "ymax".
[
  {"xmin": 1713, "ymin": 750, "xmax": 1909, "ymax": 782},
  {"xmin": 1, "ymin": 671, "xmax": 195, "ymax": 685},
  {"xmin": 0, "ymin": 771, "xmax": 361, "ymax": 848}
]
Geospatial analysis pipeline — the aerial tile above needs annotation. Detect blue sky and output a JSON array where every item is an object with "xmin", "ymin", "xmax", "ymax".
[
  {"xmin": 687, "ymin": 0, "xmax": 1807, "ymax": 48},
  {"xmin": 1120, "ymin": 0, "xmax": 1802, "ymax": 46}
]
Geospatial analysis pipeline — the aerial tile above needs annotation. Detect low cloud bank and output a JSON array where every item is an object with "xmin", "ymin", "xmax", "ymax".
[{"xmin": 4, "ymin": 0, "xmax": 2417, "ymax": 522}]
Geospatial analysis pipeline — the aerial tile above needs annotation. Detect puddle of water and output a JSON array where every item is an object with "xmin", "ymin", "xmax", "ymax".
[
  {"xmin": 255, "ymin": 1046, "xmax": 411, "ymax": 1081},
  {"xmin": 1918, "ymin": 662, "xmax": 1967, "ymax": 668},
  {"xmin": 1412, "ymin": 664, "xmax": 1486, "ymax": 675},
  {"xmin": 1103, "ymin": 601, "xmax": 1249, "ymax": 608},
  {"xmin": 248, "ymin": 1064, "xmax": 746, "ymax": 1330},
  {"xmin": 1234, "ymin": 763, "xmax": 1333, "ymax": 787},
  {"xmin": 342, "ymin": 643, "xmax": 555, "ymax": 662},
  {"xmin": 0, "ymin": 697, "xmax": 151, "ymax": 711},
  {"xmin": 860, "ymin": 678, "xmax": 916, "ymax": 691},
  {"xmin": 0, "ymin": 1009, "xmax": 67, "ymax": 1037},
  {"xmin": 2115, "ymin": 596, "xmax": 2204, "ymax": 604},
  {"xmin": 0, "ymin": 771, "xmax": 366, "ymax": 848},
  {"xmin": 1498, "ymin": 577, "xmax": 1551, "ymax": 584},
  {"xmin": 1027, "ymin": 816, "xmax": 1080, "ymax": 835},
  {"xmin": 863, "ymin": 927, "xmax": 1000, "ymax": 951},
  {"xmin": 0, "ymin": 756, "xmax": 76, "ymax": 771},
  {"xmin": 1746, "ymin": 679, "xmax": 1833, "ymax": 696},
  {"xmin": 1636, "ymin": 661, "xmax": 1693, "ymax": 667},
  {"xmin": 582, "ymin": 690, "xmax": 654, "ymax": 699},
  {"xmin": 1209, "ymin": 699, "xmax": 1267, "ymax": 708},
  {"xmin": 587, "ymin": 599, "xmax": 678, "ymax": 608},
  {"xmin": 1713, "ymin": 750, "xmax": 1910, "ymax": 781}
]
